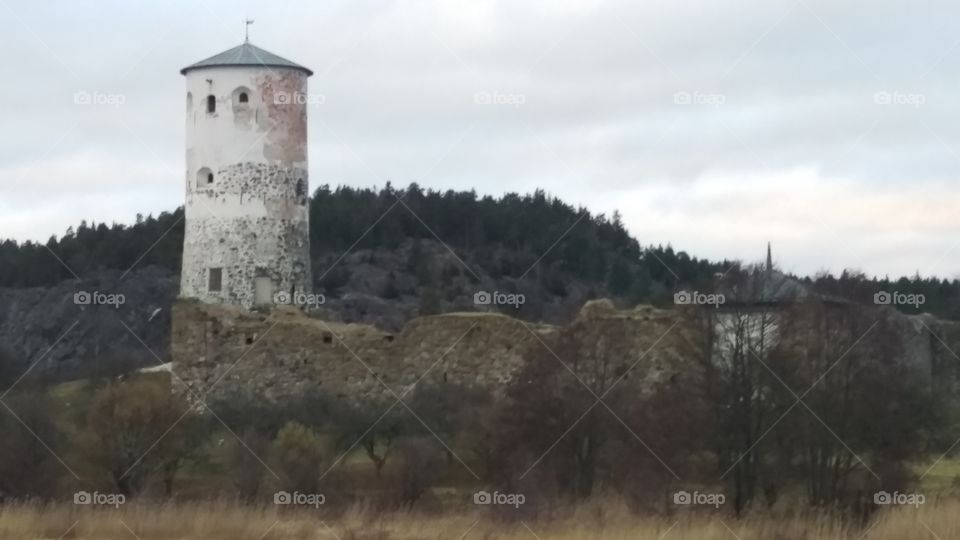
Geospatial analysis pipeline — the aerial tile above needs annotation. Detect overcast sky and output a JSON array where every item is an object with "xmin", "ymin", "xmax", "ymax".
[{"xmin": 1, "ymin": 0, "xmax": 958, "ymax": 279}]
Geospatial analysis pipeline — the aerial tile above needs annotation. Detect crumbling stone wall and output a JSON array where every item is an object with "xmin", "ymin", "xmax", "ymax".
[
  {"xmin": 171, "ymin": 297, "xmax": 960, "ymax": 407},
  {"xmin": 170, "ymin": 298, "xmax": 690, "ymax": 404},
  {"xmin": 904, "ymin": 313, "xmax": 960, "ymax": 393}
]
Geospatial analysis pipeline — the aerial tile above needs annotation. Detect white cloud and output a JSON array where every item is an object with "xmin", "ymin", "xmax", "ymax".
[{"xmin": 1, "ymin": 0, "xmax": 958, "ymax": 278}]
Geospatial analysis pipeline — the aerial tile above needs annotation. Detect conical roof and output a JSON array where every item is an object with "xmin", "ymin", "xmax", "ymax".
[{"xmin": 181, "ymin": 42, "xmax": 312, "ymax": 76}]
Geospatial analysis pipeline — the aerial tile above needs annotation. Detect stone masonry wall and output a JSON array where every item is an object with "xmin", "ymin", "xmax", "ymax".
[
  {"xmin": 170, "ymin": 299, "xmax": 691, "ymax": 405},
  {"xmin": 181, "ymin": 66, "xmax": 311, "ymax": 309},
  {"xmin": 170, "ymin": 298, "xmax": 960, "ymax": 406}
]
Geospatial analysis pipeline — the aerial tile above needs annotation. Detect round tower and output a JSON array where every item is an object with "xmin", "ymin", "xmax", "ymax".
[{"xmin": 179, "ymin": 41, "xmax": 313, "ymax": 309}]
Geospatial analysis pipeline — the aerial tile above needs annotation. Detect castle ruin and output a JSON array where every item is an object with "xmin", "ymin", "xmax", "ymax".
[
  {"xmin": 170, "ymin": 42, "xmax": 960, "ymax": 406},
  {"xmin": 171, "ymin": 298, "xmax": 689, "ymax": 404}
]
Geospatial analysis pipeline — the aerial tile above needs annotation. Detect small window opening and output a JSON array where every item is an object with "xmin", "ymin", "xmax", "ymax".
[
  {"xmin": 208, "ymin": 268, "xmax": 222, "ymax": 292},
  {"xmin": 196, "ymin": 167, "xmax": 213, "ymax": 188},
  {"xmin": 206, "ymin": 95, "xmax": 216, "ymax": 113},
  {"xmin": 239, "ymin": 92, "xmax": 248, "ymax": 103},
  {"xmin": 384, "ymin": 335, "xmax": 394, "ymax": 342},
  {"xmin": 323, "ymin": 334, "xmax": 332, "ymax": 344},
  {"xmin": 296, "ymin": 179, "xmax": 305, "ymax": 197}
]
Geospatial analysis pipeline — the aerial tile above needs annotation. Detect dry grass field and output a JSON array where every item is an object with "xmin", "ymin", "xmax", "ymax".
[{"xmin": 0, "ymin": 499, "xmax": 955, "ymax": 540}]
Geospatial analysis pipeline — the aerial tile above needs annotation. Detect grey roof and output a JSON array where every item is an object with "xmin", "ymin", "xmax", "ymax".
[{"xmin": 181, "ymin": 42, "xmax": 312, "ymax": 76}]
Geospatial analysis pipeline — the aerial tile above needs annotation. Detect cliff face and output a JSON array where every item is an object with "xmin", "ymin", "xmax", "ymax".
[{"xmin": 0, "ymin": 266, "xmax": 177, "ymax": 381}]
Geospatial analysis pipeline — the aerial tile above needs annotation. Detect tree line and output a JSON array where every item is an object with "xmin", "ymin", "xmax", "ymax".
[
  {"xmin": 0, "ymin": 285, "xmax": 950, "ymax": 516},
  {"xmin": 1, "ymin": 183, "xmax": 958, "ymax": 320}
]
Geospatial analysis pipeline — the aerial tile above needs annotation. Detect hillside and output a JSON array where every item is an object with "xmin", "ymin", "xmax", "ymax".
[{"xmin": 1, "ymin": 183, "xmax": 958, "ymax": 381}]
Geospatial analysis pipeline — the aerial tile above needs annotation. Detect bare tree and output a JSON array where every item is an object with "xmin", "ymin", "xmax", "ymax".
[
  {"xmin": 503, "ymin": 310, "xmax": 681, "ymax": 499},
  {"xmin": 772, "ymin": 298, "xmax": 929, "ymax": 507},
  {"xmin": 81, "ymin": 376, "xmax": 199, "ymax": 496},
  {"xmin": 336, "ymin": 402, "xmax": 407, "ymax": 480},
  {"xmin": 678, "ymin": 266, "xmax": 790, "ymax": 514}
]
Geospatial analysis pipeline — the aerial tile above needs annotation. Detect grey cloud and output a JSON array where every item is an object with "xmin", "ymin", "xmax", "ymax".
[{"xmin": 1, "ymin": 0, "xmax": 958, "ymax": 278}]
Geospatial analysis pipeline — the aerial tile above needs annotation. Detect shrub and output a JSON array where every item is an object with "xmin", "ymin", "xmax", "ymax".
[
  {"xmin": 80, "ymin": 376, "xmax": 199, "ymax": 496},
  {"xmin": 269, "ymin": 421, "xmax": 329, "ymax": 494},
  {"xmin": 0, "ymin": 391, "xmax": 62, "ymax": 499}
]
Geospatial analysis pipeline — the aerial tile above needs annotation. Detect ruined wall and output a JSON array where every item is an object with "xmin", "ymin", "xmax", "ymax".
[
  {"xmin": 171, "ymin": 297, "xmax": 960, "ymax": 407},
  {"xmin": 170, "ymin": 299, "xmax": 690, "ymax": 404},
  {"xmin": 903, "ymin": 313, "xmax": 960, "ymax": 392},
  {"xmin": 181, "ymin": 66, "xmax": 311, "ymax": 309},
  {"xmin": 704, "ymin": 304, "xmax": 954, "ymax": 390}
]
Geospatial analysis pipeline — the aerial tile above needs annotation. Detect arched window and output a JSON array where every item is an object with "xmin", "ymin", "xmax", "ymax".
[
  {"xmin": 231, "ymin": 87, "xmax": 253, "ymax": 116},
  {"xmin": 196, "ymin": 167, "xmax": 213, "ymax": 188},
  {"xmin": 206, "ymin": 95, "xmax": 216, "ymax": 113},
  {"xmin": 186, "ymin": 92, "xmax": 193, "ymax": 112}
]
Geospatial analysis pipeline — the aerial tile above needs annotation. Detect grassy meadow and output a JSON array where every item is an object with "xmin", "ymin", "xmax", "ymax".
[
  {"xmin": 5, "ymin": 370, "xmax": 958, "ymax": 539},
  {"xmin": 2, "ymin": 498, "xmax": 960, "ymax": 539}
]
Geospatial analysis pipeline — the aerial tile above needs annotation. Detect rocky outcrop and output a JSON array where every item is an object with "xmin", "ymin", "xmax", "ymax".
[{"xmin": 0, "ymin": 266, "xmax": 177, "ymax": 380}]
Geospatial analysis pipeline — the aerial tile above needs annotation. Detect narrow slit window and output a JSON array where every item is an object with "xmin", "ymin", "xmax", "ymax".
[{"xmin": 206, "ymin": 95, "xmax": 216, "ymax": 113}]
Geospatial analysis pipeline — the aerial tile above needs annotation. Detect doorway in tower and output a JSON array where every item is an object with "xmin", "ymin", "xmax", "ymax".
[{"xmin": 253, "ymin": 276, "xmax": 274, "ymax": 306}]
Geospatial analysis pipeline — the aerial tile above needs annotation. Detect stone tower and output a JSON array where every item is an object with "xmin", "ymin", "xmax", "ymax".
[{"xmin": 179, "ymin": 41, "xmax": 313, "ymax": 309}]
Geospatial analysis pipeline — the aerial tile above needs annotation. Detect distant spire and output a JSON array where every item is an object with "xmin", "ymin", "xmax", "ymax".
[
  {"xmin": 766, "ymin": 242, "xmax": 773, "ymax": 273},
  {"xmin": 244, "ymin": 18, "xmax": 254, "ymax": 43}
]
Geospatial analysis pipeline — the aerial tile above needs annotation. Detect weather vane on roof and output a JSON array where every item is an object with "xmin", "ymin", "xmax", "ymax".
[{"xmin": 245, "ymin": 18, "xmax": 254, "ymax": 43}]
